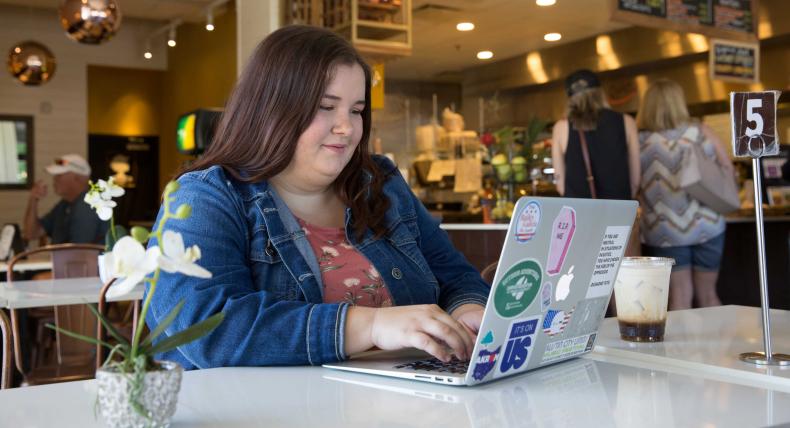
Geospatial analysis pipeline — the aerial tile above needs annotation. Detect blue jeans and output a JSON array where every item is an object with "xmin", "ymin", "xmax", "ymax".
[{"xmin": 643, "ymin": 232, "xmax": 726, "ymax": 272}]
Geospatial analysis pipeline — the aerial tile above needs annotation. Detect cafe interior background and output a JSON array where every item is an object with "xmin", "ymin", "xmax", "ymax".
[{"xmin": 0, "ymin": 0, "xmax": 788, "ymax": 305}]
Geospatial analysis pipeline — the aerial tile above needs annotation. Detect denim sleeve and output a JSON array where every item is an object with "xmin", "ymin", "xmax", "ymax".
[
  {"xmin": 146, "ymin": 173, "xmax": 349, "ymax": 367},
  {"xmin": 401, "ymin": 176, "xmax": 490, "ymax": 314}
]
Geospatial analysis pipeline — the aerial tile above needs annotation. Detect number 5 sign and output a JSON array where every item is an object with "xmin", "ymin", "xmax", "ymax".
[{"xmin": 730, "ymin": 91, "xmax": 781, "ymax": 158}]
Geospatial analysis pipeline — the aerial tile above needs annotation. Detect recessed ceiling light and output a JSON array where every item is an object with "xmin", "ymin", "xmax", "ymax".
[
  {"xmin": 544, "ymin": 32, "xmax": 562, "ymax": 42},
  {"xmin": 456, "ymin": 22, "xmax": 475, "ymax": 31},
  {"xmin": 477, "ymin": 50, "xmax": 493, "ymax": 60},
  {"xmin": 536, "ymin": 0, "xmax": 557, "ymax": 6}
]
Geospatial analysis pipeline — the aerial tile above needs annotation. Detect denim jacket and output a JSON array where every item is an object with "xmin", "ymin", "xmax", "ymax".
[{"xmin": 146, "ymin": 156, "xmax": 489, "ymax": 369}]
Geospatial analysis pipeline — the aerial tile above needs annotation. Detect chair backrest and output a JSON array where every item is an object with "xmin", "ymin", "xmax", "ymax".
[
  {"xmin": 8, "ymin": 244, "xmax": 104, "ymax": 376},
  {"xmin": 481, "ymin": 262, "xmax": 498, "ymax": 286},
  {"xmin": 0, "ymin": 309, "xmax": 11, "ymax": 389}
]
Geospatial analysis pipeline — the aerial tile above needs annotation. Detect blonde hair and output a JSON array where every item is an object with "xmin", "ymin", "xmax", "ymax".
[
  {"xmin": 636, "ymin": 79, "xmax": 690, "ymax": 132},
  {"xmin": 566, "ymin": 87, "xmax": 607, "ymax": 131}
]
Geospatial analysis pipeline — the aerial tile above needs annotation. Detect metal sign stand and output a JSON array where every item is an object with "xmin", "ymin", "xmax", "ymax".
[{"xmin": 737, "ymin": 135, "xmax": 790, "ymax": 366}]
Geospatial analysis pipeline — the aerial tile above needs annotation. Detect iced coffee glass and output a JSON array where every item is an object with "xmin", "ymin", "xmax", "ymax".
[{"xmin": 613, "ymin": 257, "xmax": 675, "ymax": 342}]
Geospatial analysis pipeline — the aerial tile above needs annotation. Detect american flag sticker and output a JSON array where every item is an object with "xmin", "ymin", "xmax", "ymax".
[{"xmin": 542, "ymin": 307, "xmax": 575, "ymax": 336}]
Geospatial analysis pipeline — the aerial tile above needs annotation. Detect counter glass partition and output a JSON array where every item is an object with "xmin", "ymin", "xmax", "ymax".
[{"xmin": 0, "ymin": 115, "xmax": 33, "ymax": 189}]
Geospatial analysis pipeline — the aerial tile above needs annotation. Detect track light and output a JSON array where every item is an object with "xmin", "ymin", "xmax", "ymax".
[
  {"xmin": 143, "ymin": 39, "xmax": 152, "ymax": 59},
  {"xmin": 167, "ymin": 26, "xmax": 176, "ymax": 47},
  {"xmin": 206, "ymin": 10, "xmax": 215, "ymax": 31}
]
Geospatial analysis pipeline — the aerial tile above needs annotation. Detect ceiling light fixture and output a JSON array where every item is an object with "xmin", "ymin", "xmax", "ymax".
[
  {"xmin": 544, "ymin": 32, "xmax": 562, "ymax": 42},
  {"xmin": 167, "ymin": 25, "xmax": 177, "ymax": 47},
  {"xmin": 536, "ymin": 0, "xmax": 557, "ymax": 6},
  {"xmin": 456, "ymin": 22, "xmax": 475, "ymax": 31},
  {"xmin": 477, "ymin": 50, "xmax": 493, "ymax": 60},
  {"xmin": 143, "ymin": 39, "xmax": 152, "ymax": 59},
  {"xmin": 205, "ymin": 10, "xmax": 215, "ymax": 31}
]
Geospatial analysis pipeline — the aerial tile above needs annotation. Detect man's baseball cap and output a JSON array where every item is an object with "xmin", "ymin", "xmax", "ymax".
[
  {"xmin": 565, "ymin": 69, "xmax": 601, "ymax": 97},
  {"xmin": 45, "ymin": 154, "xmax": 91, "ymax": 176}
]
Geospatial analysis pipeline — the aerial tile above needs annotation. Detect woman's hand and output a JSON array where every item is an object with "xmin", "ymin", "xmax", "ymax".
[
  {"xmin": 450, "ymin": 304, "xmax": 485, "ymax": 337},
  {"xmin": 346, "ymin": 305, "xmax": 474, "ymax": 362}
]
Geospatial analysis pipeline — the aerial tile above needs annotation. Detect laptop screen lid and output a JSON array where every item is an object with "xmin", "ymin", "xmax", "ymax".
[{"xmin": 465, "ymin": 196, "xmax": 637, "ymax": 386}]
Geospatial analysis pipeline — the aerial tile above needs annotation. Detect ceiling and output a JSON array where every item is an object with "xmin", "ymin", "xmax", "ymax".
[
  {"xmin": 387, "ymin": 0, "xmax": 629, "ymax": 81},
  {"xmin": 0, "ymin": 0, "xmax": 629, "ymax": 81}
]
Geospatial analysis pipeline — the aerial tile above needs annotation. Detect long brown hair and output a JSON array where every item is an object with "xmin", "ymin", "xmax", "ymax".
[
  {"xmin": 180, "ymin": 25, "xmax": 390, "ymax": 240},
  {"xmin": 566, "ymin": 87, "xmax": 607, "ymax": 131}
]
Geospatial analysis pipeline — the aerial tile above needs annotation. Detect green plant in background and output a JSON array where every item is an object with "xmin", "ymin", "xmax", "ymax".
[{"xmin": 49, "ymin": 181, "xmax": 225, "ymax": 420}]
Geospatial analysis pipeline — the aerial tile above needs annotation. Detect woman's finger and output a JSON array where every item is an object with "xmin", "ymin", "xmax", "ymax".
[{"xmin": 408, "ymin": 331, "xmax": 451, "ymax": 362}]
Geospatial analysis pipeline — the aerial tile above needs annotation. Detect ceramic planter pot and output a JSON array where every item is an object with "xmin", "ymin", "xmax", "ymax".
[{"xmin": 95, "ymin": 360, "xmax": 183, "ymax": 428}]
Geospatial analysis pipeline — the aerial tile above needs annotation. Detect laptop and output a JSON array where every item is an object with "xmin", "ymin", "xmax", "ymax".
[{"xmin": 323, "ymin": 196, "xmax": 638, "ymax": 386}]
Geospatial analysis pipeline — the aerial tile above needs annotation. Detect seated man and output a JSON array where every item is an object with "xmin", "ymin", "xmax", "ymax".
[{"xmin": 23, "ymin": 154, "xmax": 107, "ymax": 245}]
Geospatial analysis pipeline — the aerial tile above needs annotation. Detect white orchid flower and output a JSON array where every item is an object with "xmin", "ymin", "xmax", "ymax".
[
  {"xmin": 84, "ymin": 191, "xmax": 117, "ymax": 221},
  {"xmin": 157, "ymin": 230, "xmax": 212, "ymax": 278},
  {"xmin": 105, "ymin": 236, "xmax": 160, "ymax": 298},
  {"xmin": 97, "ymin": 177, "xmax": 125, "ymax": 200}
]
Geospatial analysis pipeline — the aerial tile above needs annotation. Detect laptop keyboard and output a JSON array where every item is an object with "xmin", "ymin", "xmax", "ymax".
[{"xmin": 394, "ymin": 357, "xmax": 469, "ymax": 374}]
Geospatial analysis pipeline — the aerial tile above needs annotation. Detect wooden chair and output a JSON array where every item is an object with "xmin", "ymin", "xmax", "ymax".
[
  {"xmin": 96, "ymin": 278, "xmax": 140, "ymax": 370},
  {"xmin": 0, "ymin": 309, "xmax": 11, "ymax": 389},
  {"xmin": 7, "ymin": 243, "xmax": 104, "ymax": 386},
  {"xmin": 481, "ymin": 262, "xmax": 498, "ymax": 285}
]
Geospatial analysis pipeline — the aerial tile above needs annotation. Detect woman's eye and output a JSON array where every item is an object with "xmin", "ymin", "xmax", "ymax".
[
  {"xmin": 319, "ymin": 105, "xmax": 334, "ymax": 111},
  {"xmin": 351, "ymin": 109, "xmax": 363, "ymax": 115}
]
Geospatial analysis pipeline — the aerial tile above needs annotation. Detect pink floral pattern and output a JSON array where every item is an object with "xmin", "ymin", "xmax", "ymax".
[{"xmin": 298, "ymin": 218, "xmax": 392, "ymax": 308}]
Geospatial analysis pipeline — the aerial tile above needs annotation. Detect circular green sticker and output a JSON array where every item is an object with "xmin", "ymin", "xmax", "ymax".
[{"xmin": 494, "ymin": 259, "xmax": 542, "ymax": 318}]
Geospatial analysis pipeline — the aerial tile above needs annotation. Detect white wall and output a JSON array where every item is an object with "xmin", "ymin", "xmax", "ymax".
[{"xmin": 0, "ymin": 5, "xmax": 167, "ymax": 228}]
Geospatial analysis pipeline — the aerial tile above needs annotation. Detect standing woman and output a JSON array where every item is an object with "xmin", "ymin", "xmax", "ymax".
[
  {"xmin": 636, "ymin": 79, "xmax": 733, "ymax": 309},
  {"xmin": 145, "ymin": 25, "xmax": 488, "ymax": 369},
  {"xmin": 551, "ymin": 69, "xmax": 641, "ymax": 200}
]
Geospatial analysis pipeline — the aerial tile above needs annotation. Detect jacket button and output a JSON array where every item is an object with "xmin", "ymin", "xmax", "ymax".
[{"xmin": 391, "ymin": 268, "xmax": 402, "ymax": 279}]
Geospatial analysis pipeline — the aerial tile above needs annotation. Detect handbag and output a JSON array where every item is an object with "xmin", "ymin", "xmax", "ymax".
[
  {"xmin": 578, "ymin": 130, "xmax": 641, "ymax": 257},
  {"xmin": 678, "ymin": 135, "xmax": 740, "ymax": 214}
]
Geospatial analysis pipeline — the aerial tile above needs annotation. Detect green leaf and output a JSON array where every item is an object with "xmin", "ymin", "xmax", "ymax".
[
  {"xmin": 85, "ymin": 303, "xmax": 130, "ymax": 348},
  {"xmin": 130, "ymin": 226, "xmax": 150, "ymax": 244},
  {"xmin": 46, "ymin": 323, "xmax": 115, "ymax": 350},
  {"xmin": 146, "ymin": 312, "xmax": 224, "ymax": 355},
  {"xmin": 164, "ymin": 181, "xmax": 180, "ymax": 195},
  {"xmin": 174, "ymin": 204, "xmax": 192, "ymax": 219},
  {"xmin": 141, "ymin": 300, "xmax": 185, "ymax": 348}
]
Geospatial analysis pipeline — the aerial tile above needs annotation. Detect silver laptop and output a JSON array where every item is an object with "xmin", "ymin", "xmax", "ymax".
[{"xmin": 324, "ymin": 196, "xmax": 638, "ymax": 386}]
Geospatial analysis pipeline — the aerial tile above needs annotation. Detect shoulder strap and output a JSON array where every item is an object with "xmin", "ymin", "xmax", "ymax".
[{"xmin": 577, "ymin": 130, "xmax": 597, "ymax": 199}]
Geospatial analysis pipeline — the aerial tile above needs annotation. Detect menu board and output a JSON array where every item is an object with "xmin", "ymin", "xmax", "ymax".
[
  {"xmin": 709, "ymin": 38, "xmax": 759, "ymax": 83},
  {"xmin": 612, "ymin": 0, "xmax": 757, "ymax": 41}
]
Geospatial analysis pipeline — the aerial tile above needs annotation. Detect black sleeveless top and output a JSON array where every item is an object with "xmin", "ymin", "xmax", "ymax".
[{"xmin": 564, "ymin": 109, "xmax": 632, "ymax": 200}]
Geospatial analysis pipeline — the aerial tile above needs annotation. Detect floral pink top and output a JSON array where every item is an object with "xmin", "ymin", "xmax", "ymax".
[{"xmin": 298, "ymin": 218, "xmax": 393, "ymax": 308}]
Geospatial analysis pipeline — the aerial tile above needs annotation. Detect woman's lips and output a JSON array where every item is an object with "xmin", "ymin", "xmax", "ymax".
[{"xmin": 322, "ymin": 144, "xmax": 347, "ymax": 153}]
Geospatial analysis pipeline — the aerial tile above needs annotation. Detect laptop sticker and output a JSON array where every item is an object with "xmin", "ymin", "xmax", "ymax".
[
  {"xmin": 542, "ymin": 306, "xmax": 575, "ymax": 337},
  {"xmin": 564, "ymin": 296, "xmax": 609, "ymax": 337},
  {"xmin": 585, "ymin": 226, "xmax": 631, "ymax": 299},
  {"xmin": 480, "ymin": 330, "xmax": 495, "ymax": 346},
  {"xmin": 472, "ymin": 346, "xmax": 501, "ymax": 381},
  {"xmin": 540, "ymin": 333, "xmax": 597, "ymax": 364},
  {"xmin": 546, "ymin": 206, "xmax": 576, "ymax": 276},
  {"xmin": 495, "ymin": 315, "xmax": 541, "ymax": 378},
  {"xmin": 494, "ymin": 259, "xmax": 543, "ymax": 318},
  {"xmin": 540, "ymin": 282, "xmax": 552, "ymax": 312},
  {"xmin": 554, "ymin": 265, "xmax": 574, "ymax": 301},
  {"xmin": 514, "ymin": 201, "xmax": 541, "ymax": 243}
]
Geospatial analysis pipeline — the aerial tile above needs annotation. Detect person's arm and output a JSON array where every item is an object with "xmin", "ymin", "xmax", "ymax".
[
  {"xmin": 701, "ymin": 124, "xmax": 734, "ymax": 174},
  {"xmin": 624, "ymin": 114, "xmax": 641, "ymax": 198},
  {"xmin": 551, "ymin": 119, "xmax": 569, "ymax": 196},
  {"xmin": 23, "ymin": 180, "xmax": 48, "ymax": 241}
]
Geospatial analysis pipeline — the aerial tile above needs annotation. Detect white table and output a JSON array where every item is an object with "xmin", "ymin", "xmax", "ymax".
[
  {"xmin": 594, "ymin": 305, "xmax": 790, "ymax": 391},
  {"xmin": 2, "ymin": 355, "xmax": 790, "ymax": 427},
  {"xmin": 0, "ymin": 277, "xmax": 144, "ymax": 309},
  {"xmin": 0, "ymin": 257, "xmax": 53, "ymax": 274}
]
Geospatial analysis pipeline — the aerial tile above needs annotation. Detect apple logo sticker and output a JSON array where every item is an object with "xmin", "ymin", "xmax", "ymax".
[{"xmin": 555, "ymin": 265, "xmax": 574, "ymax": 301}]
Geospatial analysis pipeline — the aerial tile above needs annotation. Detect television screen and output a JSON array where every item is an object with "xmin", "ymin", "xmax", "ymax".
[{"xmin": 176, "ymin": 108, "xmax": 222, "ymax": 155}]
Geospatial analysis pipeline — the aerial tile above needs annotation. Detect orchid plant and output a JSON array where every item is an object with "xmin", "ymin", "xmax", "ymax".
[
  {"xmin": 50, "ymin": 180, "xmax": 224, "ymax": 419},
  {"xmin": 84, "ymin": 177, "xmax": 128, "ymax": 251}
]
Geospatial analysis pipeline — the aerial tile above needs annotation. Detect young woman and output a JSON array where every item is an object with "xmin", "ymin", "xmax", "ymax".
[
  {"xmin": 145, "ymin": 26, "xmax": 488, "ymax": 369},
  {"xmin": 636, "ymin": 79, "xmax": 733, "ymax": 309}
]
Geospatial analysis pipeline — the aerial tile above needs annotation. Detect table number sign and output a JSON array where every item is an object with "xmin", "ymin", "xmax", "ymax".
[{"xmin": 730, "ymin": 91, "xmax": 780, "ymax": 158}]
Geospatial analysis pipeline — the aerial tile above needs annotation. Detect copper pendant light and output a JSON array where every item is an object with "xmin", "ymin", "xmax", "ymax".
[
  {"xmin": 7, "ymin": 41, "xmax": 57, "ymax": 86},
  {"xmin": 58, "ymin": 0, "xmax": 122, "ymax": 44}
]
